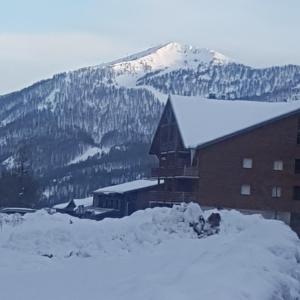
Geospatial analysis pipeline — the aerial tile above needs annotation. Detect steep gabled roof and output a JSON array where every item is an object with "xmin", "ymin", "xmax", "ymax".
[{"xmin": 170, "ymin": 96, "xmax": 300, "ymax": 149}]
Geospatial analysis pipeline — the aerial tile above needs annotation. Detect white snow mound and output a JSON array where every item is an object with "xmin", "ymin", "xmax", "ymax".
[{"xmin": 0, "ymin": 203, "xmax": 299, "ymax": 300}]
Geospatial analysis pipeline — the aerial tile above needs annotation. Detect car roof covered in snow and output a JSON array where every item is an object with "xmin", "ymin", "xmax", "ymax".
[
  {"xmin": 93, "ymin": 179, "xmax": 163, "ymax": 195},
  {"xmin": 170, "ymin": 95, "xmax": 300, "ymax": 149}
]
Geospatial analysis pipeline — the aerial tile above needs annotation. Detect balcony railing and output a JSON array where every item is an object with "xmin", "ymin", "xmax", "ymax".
[
  {"xmin": 151, "ymin": 166, "xmax": 199, "ymax": 178},
  {"xmin": 145, "ymin": 191, "xmax": 197, "ymax": 203},
  {"xmin": 160, "ymin": 141, "xmax": 177, "ymax": 152}
]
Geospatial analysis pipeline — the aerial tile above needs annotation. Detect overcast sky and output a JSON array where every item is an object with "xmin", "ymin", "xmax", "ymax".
[{"xmin": 1, "ymin": 0, "xmax": 300, "ymax": 95}]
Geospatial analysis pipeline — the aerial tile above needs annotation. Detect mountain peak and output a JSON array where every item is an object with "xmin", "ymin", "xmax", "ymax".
[
  {"xmin": 157, "ymin": 41, "xmax": 231, "ymax": 64},
  {"xmin": 108, "ymin": 42, "xmax": 231, "ymax": 74}
]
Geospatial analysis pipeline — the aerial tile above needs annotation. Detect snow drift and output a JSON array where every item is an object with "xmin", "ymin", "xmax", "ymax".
[{"xmin": 0, "ymin": 203, "xmax": 299, "ymax": 300}]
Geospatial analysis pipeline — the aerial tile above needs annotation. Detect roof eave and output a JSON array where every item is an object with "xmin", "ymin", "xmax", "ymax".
[{"xmin": 93, "ymin": 181, "xmax": 164, "ymax": 195}]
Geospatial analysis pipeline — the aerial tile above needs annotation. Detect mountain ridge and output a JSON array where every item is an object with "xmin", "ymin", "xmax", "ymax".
[
  {"xmin": 1, "ymin": 41, "xmax": 298, "ymax": 98},
  {"xmin": 1, "ymin": 42, "xmax": 300, "ymax": 204}
]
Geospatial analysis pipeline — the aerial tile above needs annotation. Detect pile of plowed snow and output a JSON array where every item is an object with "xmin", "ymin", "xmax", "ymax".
[
  {"xmin": 0, "ymin": 203, "xmax": 208, "ymax": 257},
  {"xmin": 0, "ymin": 203, "xmax": 299, "ymax": 300}
]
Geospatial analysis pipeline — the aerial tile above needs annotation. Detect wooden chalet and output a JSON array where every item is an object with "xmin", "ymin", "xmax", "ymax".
[
  {"xmin": 92, "ymin": 179, "xmax": 164, "ymax": 217},
  {"xmin": 148, "ymin": 95, "xmax": 300, "ymax": 236}
]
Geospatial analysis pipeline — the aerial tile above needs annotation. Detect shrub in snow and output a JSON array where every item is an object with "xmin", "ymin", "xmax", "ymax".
[{"xmin": 177, "ymin": 203, "xmax": 221, "ymax": 237}]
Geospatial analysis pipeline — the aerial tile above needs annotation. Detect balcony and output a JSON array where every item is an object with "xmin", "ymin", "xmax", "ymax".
[
  {"xmin": 151, "ymin": 166, "xmax": 199, "ymax": 178},
  {"xmin": 160, "ymin": 141, "xmax": 176, "ymax": 152},
  {"xmin": 145, "ymin": 191, "xmax": 197, "ymax": 203}
]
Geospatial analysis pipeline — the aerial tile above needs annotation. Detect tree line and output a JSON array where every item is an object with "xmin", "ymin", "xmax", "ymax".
[{"xmin": 0, "ymin": 146, "xmax": 40, "ymax": 208}]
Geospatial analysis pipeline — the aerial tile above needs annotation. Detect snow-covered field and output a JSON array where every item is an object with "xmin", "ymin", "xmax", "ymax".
[{"xmin": 0, "ymin": 203, "xmax": 299, "ymax": 300}]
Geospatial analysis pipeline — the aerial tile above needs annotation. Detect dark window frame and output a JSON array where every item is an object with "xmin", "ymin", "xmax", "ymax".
[
  {"xmin": 293, "ymin": 186, "xmax": 300, "ymax": 200},
  {"xmin": 295, "ymin": 159, "xmax": 300, "ymax": 174},
  {"xmin": 297, "ymin": 117, "xmax": 300, "ymax": 144}
]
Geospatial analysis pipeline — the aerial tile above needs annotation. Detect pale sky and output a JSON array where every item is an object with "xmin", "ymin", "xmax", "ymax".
[{"xmin": 1, "ymin": 0, "xmax": 300, "ymax": 95}]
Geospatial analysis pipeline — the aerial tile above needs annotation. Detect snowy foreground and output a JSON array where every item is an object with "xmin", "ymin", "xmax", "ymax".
[{"xmin": 0, "ymin": 204, "xmax": 300, "ymax": 300}]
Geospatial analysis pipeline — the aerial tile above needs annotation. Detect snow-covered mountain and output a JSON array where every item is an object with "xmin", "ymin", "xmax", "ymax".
[
  {"xmin": 109, "ymin": 42, "xmax": 231, "ymax": 75},
  {"xmin": 103, "ymin": 42, "xmax": 231, "ymax": 90},
  {"xmin": 1, "ymin": 42, "xmax": 300, "ymax": 203}
]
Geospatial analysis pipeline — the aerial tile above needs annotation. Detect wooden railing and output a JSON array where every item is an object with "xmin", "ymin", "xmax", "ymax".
[
  {"xmin": 151, "ymin": 166, "xmax": 199, "ymax": 178},
  {"xmin": 160, "ymin": 141, "xmax": 177, "ymax": 152},
  {"xmin": 183, "ymin": 166, "xmax": 199, "ymax": 177}
]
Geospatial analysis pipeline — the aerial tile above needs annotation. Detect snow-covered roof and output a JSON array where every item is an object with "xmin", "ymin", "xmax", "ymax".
[
  {"xmin": 73, "ymin": 197, "xmax": 93, "ymax": 208},
  {"xmin": 53, "ymin": 197, "xmax": 93, "ymax": 210},
  {"xmin": 0, "ymin": 207, "xmax": 36, "ymax": 213},
  {"xmin": 53, "ymin": 202, "xmax": 69, "ymax": 210},
  {"xmin": 93, "ymin": 179, "xmax": 163, "ymax": 195},
  {"xmin": 170, "ymin": 96, "xmax": 300, "ymax": 148}
]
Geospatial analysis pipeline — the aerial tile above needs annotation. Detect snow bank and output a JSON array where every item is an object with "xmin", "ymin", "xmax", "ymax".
[
  {"xmin": 0, "ymin": 204, "xmax": 204, "ymax": 257},
  {"xmin": 0, "ymin": 203, "xmax": 299, "ymax": 300}
]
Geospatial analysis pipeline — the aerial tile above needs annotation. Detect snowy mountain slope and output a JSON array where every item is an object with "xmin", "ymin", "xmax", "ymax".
[
  {"xmin": 1, "ymin": 42, "xmax": 300, "ymax": 203},
  {"xmin": 0, "ymin": 204, "xmax": 299, "ymax": 300}
]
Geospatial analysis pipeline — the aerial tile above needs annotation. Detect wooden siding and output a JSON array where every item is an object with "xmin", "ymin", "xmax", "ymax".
[{"xmin": 196, "ymin": 113, "xmax": 300, "ymax": 212}]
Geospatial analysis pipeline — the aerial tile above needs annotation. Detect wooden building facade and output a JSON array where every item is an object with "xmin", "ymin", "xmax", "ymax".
[{"xmin": 148, "ymin": 96, "xmax": 300, "ymax": 235}]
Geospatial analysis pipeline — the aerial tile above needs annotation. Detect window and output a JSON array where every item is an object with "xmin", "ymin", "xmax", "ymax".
[
  {"xmin": 109, "ymin": 199, "xmax": 114, "ymax": 208},
  {"xmin": 295, "ymin": 159, "xmax": 300, "ymax": 174},
  {"xmin": 273, "ymin": 160, "xmax": 283, "ymax": 171},
  {"xmin": 293, "ymin": 186, "xmax": 300, "ymax": 200},
  {"xmin": 103, "ymin": 199, "xmax": 108, "ymax": 208},
  {"xmin": 242, "ymin": 158, "xmax": 253, "ymax": 169},
  {"xmin": 241, "ymin": 184, "xmax": 251, "ymax": 195},
  {"xmin": 297, "ymin": 118, "xmax": 300, "ymax": 144},
  {"xmin": 114, "ymin": 199, "xmax": 119, "ymax": 209},
  {"xmin": 98, "ymin": 198, "xmax": 103, "ymax": 207},
  {"xmin": 291, "ymin": 213, "xmax": 300, "ymax": 227},
  {"xmin": 272, "ymin": 186, "xmax": 282, "ymax": 198}
]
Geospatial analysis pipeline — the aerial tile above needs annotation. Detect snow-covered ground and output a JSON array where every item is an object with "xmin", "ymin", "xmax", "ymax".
[
  {"xmin": 0, "ymin": 203, "xmax": 299, "ymax": 300},
  {"xmin": 67, "ymin": 146, "xmax": 104, "ymax": 165},
  {"xmin": 1, "ymin": 155, "xmax": 15, "ymax": 169}
]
